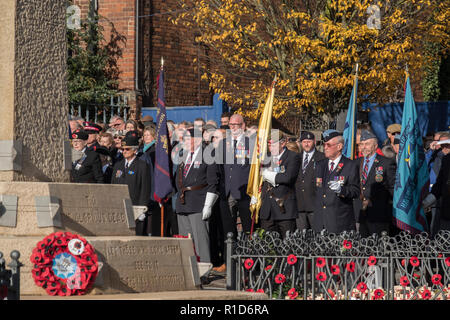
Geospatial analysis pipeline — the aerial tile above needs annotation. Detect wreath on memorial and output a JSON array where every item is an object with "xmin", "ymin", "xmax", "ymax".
[{"xmin": 30, "ymin": 232, "xmax": 98, "ymax": 296}]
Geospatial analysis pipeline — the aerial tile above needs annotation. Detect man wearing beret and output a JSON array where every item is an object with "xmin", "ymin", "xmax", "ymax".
[
  {"xmin": 259, "ymin": 129, "xmax": 301, "ymax": 238},
  {"xmin": 295, "ymin": 131, "xmax": 325, "ymax": 230},
  {"xmin": 355, "ymin": 130, "xmax": 396, "ymax": 237},
  {"xmin": 111, "ymin": 131, "xmax": 151, "ymax": 236},
  {"xmin": 83, "ymin": 121, "xmax": 102, "ymax": 152},
  {"xmin": 312, "ymin": 130, "xmax": 360, "ymax": 234},
  {"xmin": 175, "ymin": 128, "xmax": 220, "ymax": 263},
  {"xmin": 70, "ymin": 130, "xmax": 104, "ymax": 184}
]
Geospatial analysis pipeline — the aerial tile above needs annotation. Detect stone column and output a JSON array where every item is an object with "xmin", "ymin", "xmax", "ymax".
[{"xmin": 0, "ymin": 0, "xmax": 70, "ymax": 182}]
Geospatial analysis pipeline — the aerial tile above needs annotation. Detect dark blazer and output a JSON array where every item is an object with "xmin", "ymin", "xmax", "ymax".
[
  {"xmin": 431, "ymin": 154, "xmax": 450, "ymax": 220},
  {"xmin": 260, "ymin": 149, "xmax": 301, "ymax": 221},
  {"xmin": 111, "ymin": 157, "xmax": 150, "ymax": 206},
  {"xmin": 71, "ymin": 149, "xmax": 104, "ymax": 183},
  {"xmin": 220, "ymin": 136, "xmax": 252, "ymax": 200},
  {"xmin": 312, "ymin": 155, "xmax": 360, "ymax": 234},
  {"xmin": 175, "ymin": 145, "xmax": 220, "ymax": 214},
  {"xmin": 295, "ymin": 149, "xmax": 326, "ymax": 212},
  {"xmin": 355, "ymin": 154, "xmax": 396, "ymax": 223}
]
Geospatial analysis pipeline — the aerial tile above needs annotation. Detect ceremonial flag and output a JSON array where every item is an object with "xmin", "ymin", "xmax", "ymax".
[
  {"xmin": 247, "ymin": 76, "xmax": 276, "ymax": 227},
  {"xmin": 153, "ymin": 60, "xmax": 172, "ymax": 203},
  {"xmin": 393, "ymin": 73, "xmax": 430, "ymax": 234},
  {"xmin": 342, "ymin": 64, "xmax": 358, "ymax": 160}
]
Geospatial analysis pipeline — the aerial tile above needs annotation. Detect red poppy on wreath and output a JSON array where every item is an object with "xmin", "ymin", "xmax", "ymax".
[
  {"xmin": 327, "ymin": 288, "xmax": 335, "ymax": 298},
  {"xmin": 246, "ymin": 289, "xmax": 254, "ymax": 292},
  {"xmin": 343, "ymin": 240, "xmax": 352, "ymax": 250},
  {"xmin": 265, "ymin": 265, "xmax": 272, "ymax": 271},
  {"xmin": 367, "ymin": 256, "xmax": 377, "ymax": 266},
  {"xmin": 357, "ymin": 282, "xmax": 367, "ymax": 293},
  {"xmin": 432, "ymin": 274, "xmax": 442, "ymax": 285},
  {"xmin": 413, "ymin": 273, "xmax": 421, "ymax": 279},
  {"xmin": 30, "ymin": 232, "xmax": 98, "ymax": 296},
  {"xmin": 346, "ymin": 261, "xmax": 355, "ymax": 272},
  {"xmin": 275, "ymin": 273, "xmax": 286, "ymax": 284},
  {"xmin": 421, "ymin": 288, "xmax": 431, "ymax": 300},
  {"xmin": 409, "ymin": 256, "xmax": 420, "ymax": 267},
  {"xmin": 401, "ymin": 259, "xmax": 406, "ymax": 267},
  {"xmin": 287, "ymin": 288, "xmax": 298, "ymax": 299},
  {"xmin": 331, "ymin": 264, "xmax": 340, "ymax": 275},
  {"xmin": 244, "ymin": 258, "xmax": 254, "ymax": 270},
  {"xmin": 256, "ymin": 289, "xmax": 265, "ymax": 293},
  {"xmin": 400, "ymin": 276, "xmax": 410, "ymax": 287},
  {"xmin": 373, "ymin": 289, "xmax": 384, "ymax": 300},
  {"xmin": 316, "ymin": 272, "xmax": 327, "ymax": 282},
  {"xmin": 287, "ymin": 254, "xmax": 297, "ymax": 265},
  {"xmin": 445, "ymin": 257, "xmax": 450, "ymax": 267},
  {"xmin": 316, "ymin": 257, "xmax": 326, "ymax": 268}
]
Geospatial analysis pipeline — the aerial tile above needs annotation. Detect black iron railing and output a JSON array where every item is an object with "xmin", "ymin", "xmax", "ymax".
[
  {"xmin": 0, "ymin": 250, "xmax": 22, "ymax": 300},
  {"xmin": 226, "ymin": 230, "xmax": 450, "ymax": 300}
]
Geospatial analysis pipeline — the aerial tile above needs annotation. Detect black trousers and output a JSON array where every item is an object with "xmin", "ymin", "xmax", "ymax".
[
  {"xmin": 296, "ymin": 211, "xmax": 314, "ymax": 230},
  {"xmin": 260, "ymin": 219, "xmax": 296, "ymax": 239},
  {"xmin": 359, "ymin": 216, "xmax": 390, "ymax": 238},
  {"xmin": 149, "ymin": 201, "xmax": 178, "ymax": 237},
  {"xmin": 228, "ymin": 194, "xmax": 254, "ymax": 234},
  {"xmin": 209, "ymin": 200, "xmax": 225, "ymax": 267}
]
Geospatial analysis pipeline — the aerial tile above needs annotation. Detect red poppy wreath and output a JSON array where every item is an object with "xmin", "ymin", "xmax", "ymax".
[{"xmin": 30, "ymin": 232, "xmax": 98, "ymax": 296}]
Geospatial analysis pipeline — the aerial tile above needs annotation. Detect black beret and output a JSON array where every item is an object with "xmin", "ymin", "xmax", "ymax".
[
  {"xmin": 71, "ymin": 130, "xmax": 89, "ymax": 140},
  {"xmin": 300, "ymin": 131, "xmax": 315, "ymax": 141},
  {"xmin": 122, "ymin": 130, "xmax": 140, "ymax": 147},
  {"xmin": 322, "ymin": 129, "xmax": 342, "ymax": 143}
]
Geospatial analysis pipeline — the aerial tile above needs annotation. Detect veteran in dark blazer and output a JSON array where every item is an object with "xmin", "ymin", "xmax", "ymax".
[
  {"xmin": 260, "ymin": 130, "xmax": 301, "ymax": 238},
  {"xmin": 175, "ymin": 128, "xmax": 220, "ymax": 263},
  {"xmin": 70, "ymin": 130, "xmax": 104, "ymax": 184},
  {"xmin": 295, "ymin": 131, "xmax": 326, "ymax": 230},
  {"xmin": 111, "ymin": 131, "xmax": 151, "ymax": 236},
  {"xmin": 355, "ymin": 130, "xmax": 396, "ymax": 237},
  {"xmin": 312, "ymin": 130, "xmax": 360, "ymax": 234}
]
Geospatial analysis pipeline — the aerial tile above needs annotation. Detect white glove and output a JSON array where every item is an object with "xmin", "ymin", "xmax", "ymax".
[
  {"xmin": 262, "ymin": 169, "xmax": 277, "ymax": 187},
  {"xmin": 422, "ymin": 193, "xmax": 436, "ymax": 209},
  {"xmin": 202, "ymin": 192, "xmax": 219, "ymax": 220},
  {"xmin": 138, "ymin": 213, "xmax": 146, "ymax": 221},
  {"xmin": 328, "ymin": 181, "xmax": 342, "ymax": 194}
]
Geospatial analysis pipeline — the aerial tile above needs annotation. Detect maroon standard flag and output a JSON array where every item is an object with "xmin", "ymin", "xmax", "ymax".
[{"xmin": 153, "ymin": 64, "xmax": 172, "ymax": 203}]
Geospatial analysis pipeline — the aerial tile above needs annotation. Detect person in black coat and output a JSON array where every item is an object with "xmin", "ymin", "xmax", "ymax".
[
  {"xmin": 175, "ymin": 128, "xmax": 220, "ymax": 263},
  {"xmin": 260, "ymin": 130, "xmax": 301, "ymax": 238},
  {"xmin": 70, "ymin": 130, "xmax": 104, "ymax": 184},
  {"xmin": 355, "ymin": 130, "xmax": 396, "ymax": 237},
  {"xmin": 83, "ymin": 121, "xmax": 102, "ymax": 152},
  {"xmin": 312, "ymin": 130, "xmax": 360, "ymax": 234},
  {"xmin": 111, "ymin": 131, "xmax": 151, "ymax": 236},
  {"xmin": 295, "ymin": 131, "xmax": 326, "ymax": 230}
]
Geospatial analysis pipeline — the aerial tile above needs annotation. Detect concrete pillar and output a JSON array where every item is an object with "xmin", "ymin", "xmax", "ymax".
[{"xmin": 0, "ymin": 0, "xmax": 70, "ymax": 182}]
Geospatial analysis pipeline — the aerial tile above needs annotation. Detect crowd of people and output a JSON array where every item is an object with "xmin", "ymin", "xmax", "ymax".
[{"xmin": 68, "ymin": 112, "xmax": 450, "ymax": 274}]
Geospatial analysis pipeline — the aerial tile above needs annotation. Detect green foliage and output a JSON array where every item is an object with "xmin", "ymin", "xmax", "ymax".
[
  {"xmin": 422, "ymin": 42, "xmax": 441, "ymax": 102},
  {"xmin": 67, "ymin": 9, "xmax": 126, "ymax": 104}
]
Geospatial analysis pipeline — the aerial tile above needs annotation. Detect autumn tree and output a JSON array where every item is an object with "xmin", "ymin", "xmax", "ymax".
[{"xmin": 173, "ymin": 0, "xmax": 449, "ymax": 119}]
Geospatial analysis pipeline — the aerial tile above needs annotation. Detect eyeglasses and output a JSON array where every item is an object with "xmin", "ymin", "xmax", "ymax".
[
  {"xmin": 324, "ymin": 142, "xmax": 338, "ymax": 148},
  {"xmin": 114, "ymin": 136, "xmax": 123, "ymax": 140},
  {"xmin": 122, "ymin": 147, "xmax": 133, "ymax": 151},
  {"xmin": 229, "ymin": 123, "xmax": 242, "ymax": 127}
]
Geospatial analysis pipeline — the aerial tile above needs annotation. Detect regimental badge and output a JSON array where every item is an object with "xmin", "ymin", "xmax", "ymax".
[
  {"xmin": 68, "ymin": 239, "xmax": 85, "ymax": 256},
  {"xmin": 194, "ymin": 161, "xmax": 200, "ymax": 169},
  {"xmin": 74, "ymin": 163, "xmax": 82, "ymax": 171},
  {"xmin": 116, "ymin": 170, "xmax": 123, "ymax": 178},
  {"xmin": 280, "ymin": 165, "xmax": 286, "ymax": 173},
  {"xmin": 316, "ymin": 178, "xmax": 323, "ymax": 187},
  {"xmin": 375, "ymin": 174, "xmax": 383, "ymax": 183},
  {"xmin": 128, "ymin": 170, "xmax": 135, "ymax": 175}
]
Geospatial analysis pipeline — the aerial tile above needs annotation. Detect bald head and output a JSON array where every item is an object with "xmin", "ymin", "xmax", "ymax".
[{"xmin": 229, "ymin": 114, "xmax": 245, "ymax": 138}]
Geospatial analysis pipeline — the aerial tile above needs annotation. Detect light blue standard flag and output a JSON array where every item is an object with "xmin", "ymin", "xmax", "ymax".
[
  {"xmin": 342, "ymin": 65, "xmax": 358, "ymax": 160},
  {"xmin": 393, "ymin": 75, "xmax": 430, "ymax": 234}
]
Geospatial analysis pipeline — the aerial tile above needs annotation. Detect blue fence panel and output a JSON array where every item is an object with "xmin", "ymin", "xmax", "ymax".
[
  {"xmin": 363, "ymin": 100, "xmax": 450, "ymax": 143},
  {"xmin": 142, "ymin": 93, "xmax": 229, "ymax": 125}
]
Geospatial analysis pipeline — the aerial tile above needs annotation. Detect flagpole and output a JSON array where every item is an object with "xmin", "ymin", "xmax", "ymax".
[{"xmin": 160, "ymin": 56, "xmax": 164, "ymax": 238}]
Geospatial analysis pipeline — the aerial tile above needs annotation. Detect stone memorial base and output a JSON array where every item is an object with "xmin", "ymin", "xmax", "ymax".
[{"xmin": 1, "ymin": 236, "xmax": 200, "ymax": 296}]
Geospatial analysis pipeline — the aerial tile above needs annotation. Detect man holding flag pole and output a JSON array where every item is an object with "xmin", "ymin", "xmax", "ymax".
[{"xmin": 392, "ymin": 66, "xmax": 430, "ymax": 234}]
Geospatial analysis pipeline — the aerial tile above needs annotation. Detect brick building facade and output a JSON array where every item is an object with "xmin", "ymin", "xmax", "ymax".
[{"xmin": 72, "ymin": 0, "xmax": 213, "ymax": 120}]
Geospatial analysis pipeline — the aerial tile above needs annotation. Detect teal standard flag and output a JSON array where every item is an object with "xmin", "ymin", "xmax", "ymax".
[
  {"xmin": 393, "ymin": 75, "xmax": 430, "ymax": 234},
  {"xmin": 342, "ymin": 66, "xmax": 358, "ymax": 160}
]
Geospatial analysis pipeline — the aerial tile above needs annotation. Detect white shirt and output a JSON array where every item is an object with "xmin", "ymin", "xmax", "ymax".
[
  {"xmin": 125, "ymin": 156, "xmax": 137, "ymax": 168},
  {"xmin": 272, "ymin": 148, "xmax": 286, "ymax": 163},
  {"xmin": 328, "ymin": 154, "xmax": 342, "ymax": 172},
  {"xmin": 303, "ymin": 149, "xmax": 315, "ymax": 164},
  {"xmin": 184, "ymin": 145, "xmax": 202, "ymax": 177}
]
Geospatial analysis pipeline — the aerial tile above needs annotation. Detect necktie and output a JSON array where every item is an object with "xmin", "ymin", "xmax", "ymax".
[
  {"xmin": 183, "ymin": 153, "xmax": 194, "ymax": 177},
  {"xmin": 361, "ymin": 158, "xmax": 370, "ymax": 185},
  {"xmin": 303, "ymin": 153, "xmax": 309, "ymax": 173},
  {"xmin": 329, "ymin": 161, "xmax": 334, "ymax": 173},
  {"xmin": 233, "ymin": 139, "xmax": 238, "ymax": 164},
  {"xmin": 125, "ymin": 162, "xmax": 129, "ymax": 169}
]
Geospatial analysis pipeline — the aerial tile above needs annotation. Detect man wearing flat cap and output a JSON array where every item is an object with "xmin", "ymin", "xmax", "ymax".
[
  {"xmin": 295, "ymin": 131, "xmax": 325, "ymax": 230},
  {"xmin": 175, "ymin": 128, "xmax": 220, "ymax": 263},
  {"xmin": 83, "ymin": 121, "xmax": 102, "ymax": 152},
  {"xmin": 355, "ymin": 130, "xmax": 396, "ymax": 237},
  {"xmin": 259, "ymin": 129, "xmax": 301, "ymax": 238},
  {"xmin": 384, "ymin": 123, "xmax": 401, "ymax": 148},
  {"xmin": 111, "ymin": 130, "xmax": 151, "ymax": 236},
  {"xmin": 70, "ymin": 130, "xmax": 104, "ymax": 184},
  {"xmin": 312, "ymin": 130, "xmax": 360, "ymax": 234}
]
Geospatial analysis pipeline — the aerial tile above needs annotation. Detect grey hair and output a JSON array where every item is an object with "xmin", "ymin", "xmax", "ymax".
[{"xmin": 336, "ymin": 135, "xmax": 345, "ymax": 146}]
